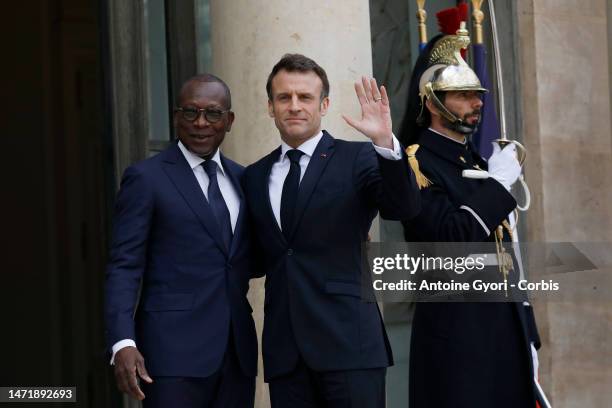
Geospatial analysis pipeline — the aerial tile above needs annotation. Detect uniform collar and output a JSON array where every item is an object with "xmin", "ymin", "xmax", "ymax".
[
  {"xmin": 428, "ymin": 127, "xmax": 467, "ymax": 145},
  {"xmin": 418, "ymin": 128, "xmax": 485, "ymax": 169}
]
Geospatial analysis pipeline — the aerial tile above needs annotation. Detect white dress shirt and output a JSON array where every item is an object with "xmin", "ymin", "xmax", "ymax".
[
  {"xmin": 268, "ymin": 131, "xmax": 402, "ymax": 229},
  {"xmin": 110, "ymin": 142, "xmax": 241, "ymax": 364},
  {"xmin": 177, "ymin": 141, "xmax": 240, "ymax": 232}
]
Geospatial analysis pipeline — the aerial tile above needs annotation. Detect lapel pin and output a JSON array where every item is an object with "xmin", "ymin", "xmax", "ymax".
[{"xmin": 320, "ymin": 153, "xmax": 327, "ymax": 158}]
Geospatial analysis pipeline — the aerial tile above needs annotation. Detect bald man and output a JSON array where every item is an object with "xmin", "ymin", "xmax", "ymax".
[{"xmin": 105, "ymin": 74, "xmax": 258, "ymax": 407}]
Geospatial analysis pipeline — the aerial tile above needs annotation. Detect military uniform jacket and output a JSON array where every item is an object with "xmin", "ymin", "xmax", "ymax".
[{"xmin": 403, "ymin": 129, "xmax": 541, "ymax": 408}]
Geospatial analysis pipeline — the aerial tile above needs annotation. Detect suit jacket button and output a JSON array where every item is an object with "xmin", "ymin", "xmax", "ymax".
[
  {"xmin": 226, "ymin": 263, "xmax": 232, "ymax": 269},
  {"xmin": 287, "ymin": 249, "xmax": 293, "ymax": 256}
]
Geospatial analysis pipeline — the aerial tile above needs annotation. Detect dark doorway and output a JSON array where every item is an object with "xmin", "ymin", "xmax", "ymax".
[{"xmin": 2, "ymin": 0, "xmax": 118, "ymax": 406}]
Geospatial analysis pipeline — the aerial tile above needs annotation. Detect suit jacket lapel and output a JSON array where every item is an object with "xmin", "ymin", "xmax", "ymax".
[
  {"xmin": 221, "ymin": 154, "xmax": 245, "ymax": 259},
  {"xmin": 161, "ymin": 144, "xmax": 228, "ymax": 256},
  {"xmin": 287, "ymin": 131, "xmax": 335, "ymax": 241},
  {"xmin": 262, "ymin": 147, "xmax": 285, "ymax": 242}
]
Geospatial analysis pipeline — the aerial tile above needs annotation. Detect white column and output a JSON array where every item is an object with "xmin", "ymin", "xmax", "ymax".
[{"xmin": 210, "ymin": 0, "xmax": 374, "ymax": 164}]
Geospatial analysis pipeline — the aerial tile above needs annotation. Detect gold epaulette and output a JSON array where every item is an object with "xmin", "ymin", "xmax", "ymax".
[{"xmin": 406, "ymin": 144, "xmax": 432, "ymax": 189}]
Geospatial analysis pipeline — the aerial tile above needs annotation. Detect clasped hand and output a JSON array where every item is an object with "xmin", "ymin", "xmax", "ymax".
[{"xmin": 488, "ymin": 143, "xmax": 522, "ymax": 191}]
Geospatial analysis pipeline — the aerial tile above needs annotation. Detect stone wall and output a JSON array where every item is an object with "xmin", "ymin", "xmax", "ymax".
[{"xmin": 517, "ymin": 0, "xmax": 612, "ymax": 406}]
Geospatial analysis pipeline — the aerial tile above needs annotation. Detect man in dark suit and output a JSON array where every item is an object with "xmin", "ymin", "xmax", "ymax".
[
  {"xmin": 105, "ymin": 74, "xmax": 258, "ymax": 407},
  {"xmin": 242, "ymin": 54, "xmax": 420, "ymax": 407},
  {"xmin": 399, "ymin": 32, "xmax": 543, "ymax": 407}
]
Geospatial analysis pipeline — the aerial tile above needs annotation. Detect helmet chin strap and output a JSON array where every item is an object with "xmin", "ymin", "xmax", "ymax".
[
  {"xmin": 424, "ymin": 83, "xmax": 480, "ymax": 136},
  {"xmin": 443, "ymin": 116, "xmax": 480, "ymax": 136}
]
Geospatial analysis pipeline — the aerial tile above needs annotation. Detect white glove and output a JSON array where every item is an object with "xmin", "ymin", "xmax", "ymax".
[{"xmin": 487, "ymin": 143, "xmax": 521, "ymax": 191}]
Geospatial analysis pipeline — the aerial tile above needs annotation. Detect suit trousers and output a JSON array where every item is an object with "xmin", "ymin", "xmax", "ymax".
[
  {"xmin": 269, "ymin": 357, "xmax": 386, "ymax": 408},
  {"xmin": 141, "ymin": 333, "xmax": 255, "ymax": 408}
]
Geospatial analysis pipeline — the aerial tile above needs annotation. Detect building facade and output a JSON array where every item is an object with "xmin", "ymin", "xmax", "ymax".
[{"xmin": 3, "ymin": 0, "xmax": 611, "ymax": 407}]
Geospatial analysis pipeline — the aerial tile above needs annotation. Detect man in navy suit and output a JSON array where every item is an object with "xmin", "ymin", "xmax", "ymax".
[
  {"xmin": 105, "ymin": 74, "xmax": 257, "ymax": 407},
  {"xmin": 242, "ymin": 54, "xmax": 420, "ymax": 407}
]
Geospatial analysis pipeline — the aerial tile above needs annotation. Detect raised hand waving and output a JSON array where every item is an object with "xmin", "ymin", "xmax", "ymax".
[{"xmin": 342, "ymin": 76, "xmax": 393, "ymax": 149}]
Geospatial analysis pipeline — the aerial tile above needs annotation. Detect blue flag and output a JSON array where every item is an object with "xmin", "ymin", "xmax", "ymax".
[{"xmin": 472, "ymin": 43, "xmax": 498, "ymax": 159}]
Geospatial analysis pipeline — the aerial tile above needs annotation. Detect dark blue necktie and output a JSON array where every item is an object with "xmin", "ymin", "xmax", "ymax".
[
  {"xmin": 202, "ymin": 160, "xmax": 233, "ymax": 251},
  {"xmin": 280, "ymin": 149, "xmax": 304, "ymax": 239}
]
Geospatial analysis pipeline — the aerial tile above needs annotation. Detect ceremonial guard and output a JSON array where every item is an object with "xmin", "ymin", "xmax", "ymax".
[{"xmin": 400, "ymin": 23, "xmax": 544, "ymax": 407}]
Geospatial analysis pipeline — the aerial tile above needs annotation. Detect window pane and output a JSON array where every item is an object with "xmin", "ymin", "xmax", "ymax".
[
  {"xmin": 195, "ymin": 0, "xmax": 212, "ymax": 73},
  {"xmin": 144, "ymin": 0, "xmax": 171, "ymax": 142}
]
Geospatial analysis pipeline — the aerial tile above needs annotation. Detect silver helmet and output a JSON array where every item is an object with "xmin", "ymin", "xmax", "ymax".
[{"xmin": 418, "ymin": 23, "xmax": 488, "ymax": 134}]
